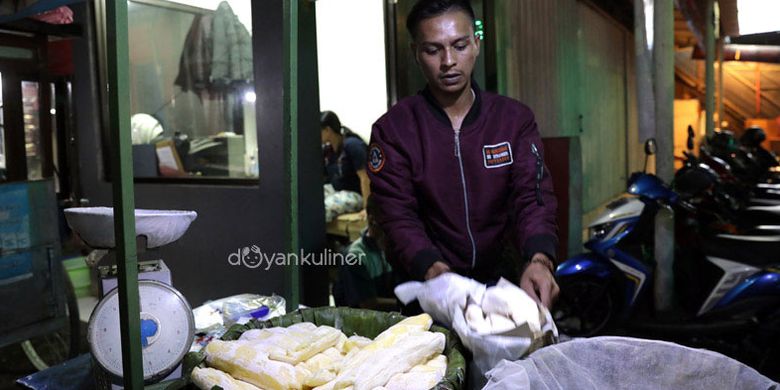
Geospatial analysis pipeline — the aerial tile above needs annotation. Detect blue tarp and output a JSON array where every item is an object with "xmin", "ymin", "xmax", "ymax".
[{"xmin": 16, "ymin": 354, "xmax": 94, "ymax": 390}]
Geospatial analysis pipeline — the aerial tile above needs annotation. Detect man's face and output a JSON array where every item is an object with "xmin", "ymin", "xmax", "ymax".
[{"xmin": 412, "ymin": 10, "xmax": 480, "ymax": 96}]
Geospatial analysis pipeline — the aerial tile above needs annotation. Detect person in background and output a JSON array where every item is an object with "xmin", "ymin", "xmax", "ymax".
[
  {"xmin": 333, "ymin": 195, "xmax": 397, "ymax": 311},
  {"xmin": 367, "ymin": 0, "xmax": 559, "ymax": 309},
  {"xmin": 321, "ymin": 111, "xmax": 371, "ymax": 222}
]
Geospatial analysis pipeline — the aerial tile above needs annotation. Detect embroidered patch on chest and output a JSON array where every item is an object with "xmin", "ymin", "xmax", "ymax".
[
  {"xmin": 368, "ymin": 143, "xmax": 386, "ymax": 173},
  {"xmin": 483, "ymin": 142, "xmax": 513, "ymax": 168}
]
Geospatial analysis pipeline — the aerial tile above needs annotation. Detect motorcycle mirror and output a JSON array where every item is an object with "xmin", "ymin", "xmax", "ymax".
[
  {"xmin": 687, "ymin": 125, "xmax": 695, "ymax": 151},
  {"xmin": 645, "ymin": 138, "xmax": 657, "ymax": 156},
  {"xmin": 643, "ymin": 138, "xmax": 657, "ymax": 173}
]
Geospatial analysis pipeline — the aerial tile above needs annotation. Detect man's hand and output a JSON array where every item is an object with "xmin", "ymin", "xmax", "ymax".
[
  {"xmin": 519, "ymin": 254, "xmax": 559, "ymax": 308},
  {"xmin": 425, "ymin": 261, "xmax": 451, "ymax": 280}
]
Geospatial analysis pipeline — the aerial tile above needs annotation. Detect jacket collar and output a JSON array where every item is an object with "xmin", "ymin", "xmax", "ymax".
[{"xmin": 420, "ymin": 80, "xmax": 482, "ymax": 130}]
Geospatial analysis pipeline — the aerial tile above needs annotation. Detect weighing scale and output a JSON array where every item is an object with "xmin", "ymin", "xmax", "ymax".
[{"xmin": 64, "ymin": 207, "xmax": 197, "ymax": 389}]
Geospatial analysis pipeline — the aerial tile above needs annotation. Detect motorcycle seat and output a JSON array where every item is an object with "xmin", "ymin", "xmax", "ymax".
[
  {"xmin": 747, "ymin": 225, "xmax": 780, "ymax": 234},
  {"xmin": 746, "ymin": 205, "xmax": 780, "ymax": 217},
  {"xmin": 756, "ymin": 183, "xmax": 780, "ymax": 190},
  {"xmin": 701, "ymin": 234, "xmax": 780, "ymax": 267},
  {"xmin": 749, "ymin": 198, "xmax": 780, "ymax": 207}
]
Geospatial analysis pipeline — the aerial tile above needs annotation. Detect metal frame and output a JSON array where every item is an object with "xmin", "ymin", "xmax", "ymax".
[
  {"xmin": 100, "ymin": 0, "xmax": 306, "ymax": 384},
  {"xmin": 383, "ymin": 0, "xmax": 398, "ymax": 107},
  {"xmin": 104, "ymin": 0, "xmax": 143, "ymax": 387},
  {"xmin": 283, "ymin": 0, "xmax": 300, "ymax": 310}
]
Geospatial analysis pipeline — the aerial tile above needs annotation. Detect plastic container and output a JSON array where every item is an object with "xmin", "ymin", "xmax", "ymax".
[{"xmin": 62, "ymin": 257, "xmax": 90, "ymax": 298}]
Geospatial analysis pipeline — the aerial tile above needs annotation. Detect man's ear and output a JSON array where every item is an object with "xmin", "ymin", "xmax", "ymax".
[
  {"xmin": 410, "ymin": 42, "xmax": 419, "ymax": 64},
  {"xmin": 473, "ymin": 32, "xmax": 481, "ymax": 56}
]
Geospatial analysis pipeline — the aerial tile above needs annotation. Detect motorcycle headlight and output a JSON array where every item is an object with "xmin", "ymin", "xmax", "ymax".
[{"xmin": 588, "ymin": 223, "xmax": 612, "ymax": 241}]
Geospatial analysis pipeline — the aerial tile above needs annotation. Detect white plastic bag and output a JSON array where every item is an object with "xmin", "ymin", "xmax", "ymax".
[
  {"xmin": 190, "ymin": 294, "xmax": 286, "ymax": 352},
  {"xmin": 394, "ymin": 274, "xmax": 557, "ymax": 380}
]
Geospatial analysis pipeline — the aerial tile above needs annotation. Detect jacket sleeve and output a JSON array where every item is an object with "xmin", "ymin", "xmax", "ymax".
[
  {"xmin": 510, "ymin": 110, "xmax": 559, "ymax": 264},
  {"xmin": 367, "ymin": 122, "xmax": 443, "ymax": 281}
]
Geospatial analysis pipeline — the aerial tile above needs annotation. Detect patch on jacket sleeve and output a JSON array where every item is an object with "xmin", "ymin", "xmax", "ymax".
[
  {"xmin": 368, "ymin": 143, "xmax": 386, "ymax": 173},
  {"xmin": 483, "ymin": 142, "xmax": 513, "ymax": 169}
]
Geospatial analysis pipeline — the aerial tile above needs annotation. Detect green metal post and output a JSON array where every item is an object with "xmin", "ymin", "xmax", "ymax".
[
  {"xmin": 718, "ymin": 37, "xmax": 724, "ymax": 128},
  {"xmin": 654, "ymin": 0, "xmax": 675, "ymax": 313},
  {"xmin": 284, "ymin": 0, "xmax": 300, "ymax": 311},
  {"xmin": 105, "ymin": 0, "xmax": 143, "ymax": 388},
  {"xmin": 705, "ymin": 0, "xmax": 716, "ymax": 136}
]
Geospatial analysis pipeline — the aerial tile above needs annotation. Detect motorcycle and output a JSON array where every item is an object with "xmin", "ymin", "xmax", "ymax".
[
  {"xmin": 554, "ymin": 139, "xmax": 780, "ymax": 375},
  {"xmin": 678, "ymin": 126, "xmax": 780, "ymax": 230},
  {"xmin": 703, "ymin": 128, "xmax": 780, "ymax": 205}
]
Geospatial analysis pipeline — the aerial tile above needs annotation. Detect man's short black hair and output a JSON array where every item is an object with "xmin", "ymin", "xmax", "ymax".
[{"xmin": 406, "ymin": 0, "xmax": 476, "ymax": 40}]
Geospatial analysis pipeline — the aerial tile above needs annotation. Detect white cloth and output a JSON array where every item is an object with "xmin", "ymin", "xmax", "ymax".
[
  {"xmin": 395, "ymin": 274, "xmax": 557, "ymax": 381},
  {"xmin": 394, "ymin": 273, "xmax": 485, "ymax": 326},
  {"xmin": 483, "ymin": 336, "xmax": 779, "ymax": 390}
]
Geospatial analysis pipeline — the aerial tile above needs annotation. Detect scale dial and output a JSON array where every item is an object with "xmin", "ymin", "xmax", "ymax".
[{"xmin": 88, "ymin": 280, "xmax": 194, "ymax": 383}]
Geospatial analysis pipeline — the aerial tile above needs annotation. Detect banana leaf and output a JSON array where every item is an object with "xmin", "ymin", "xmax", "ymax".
[{"xmin": 163, "ymin": 306, "xmax": 466, "ymax": 390}]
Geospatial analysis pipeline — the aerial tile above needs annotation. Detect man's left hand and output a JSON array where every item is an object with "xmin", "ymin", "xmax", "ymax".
[{"xmin": 519, "ymin": 254, "xmax": 559, "ymax": 308}]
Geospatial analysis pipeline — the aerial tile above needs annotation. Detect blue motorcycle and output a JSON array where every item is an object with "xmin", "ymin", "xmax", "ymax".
[{"xmin": 554, "ymin": 140, "xmax": 780, "ymax": 370}]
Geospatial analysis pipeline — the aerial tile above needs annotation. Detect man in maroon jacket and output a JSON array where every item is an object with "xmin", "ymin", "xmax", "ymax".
[{"xmin": 367, "ymin": 0, "xmax": 560, "ymax": 308}]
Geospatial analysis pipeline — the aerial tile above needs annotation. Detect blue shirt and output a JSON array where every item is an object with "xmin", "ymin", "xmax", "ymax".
[{"xmin": 325, "ymin": 135, "xmax": 367, "ymax": 194}]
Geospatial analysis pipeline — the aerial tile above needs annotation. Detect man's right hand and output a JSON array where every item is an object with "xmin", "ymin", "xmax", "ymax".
[{"xmin": 424, "ymin": 261, "xmax": 451, "ymax": 280}]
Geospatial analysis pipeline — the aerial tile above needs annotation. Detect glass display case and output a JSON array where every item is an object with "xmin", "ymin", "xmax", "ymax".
[{"xmin": 124, "ymin": 0, "xmax": 258, "ymax": 179}]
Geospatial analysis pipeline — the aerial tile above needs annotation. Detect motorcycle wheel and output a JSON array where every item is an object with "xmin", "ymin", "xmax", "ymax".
[{"xmin": 554, "ymin": 277, "xmax": 616, "ymax": 337}]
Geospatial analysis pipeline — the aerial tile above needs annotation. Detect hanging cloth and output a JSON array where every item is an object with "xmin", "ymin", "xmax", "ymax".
[{"xmin": 209, "ymin": 1, "xmax": 253, "ymax": 87}]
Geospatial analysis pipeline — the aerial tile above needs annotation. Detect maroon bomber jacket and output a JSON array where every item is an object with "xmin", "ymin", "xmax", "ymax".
[{"xmin": 367, "ymin": 85, "xmax": 559, "ymax": 281}]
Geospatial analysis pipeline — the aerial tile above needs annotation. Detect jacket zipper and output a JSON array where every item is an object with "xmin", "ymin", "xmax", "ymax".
[
  {"xmin": 531, "ymin": 142, "xmax": 545, "ymax": 206},
  {"xmin": 454, "ymin": 129, "xmax": 477, "ymax": 269}
]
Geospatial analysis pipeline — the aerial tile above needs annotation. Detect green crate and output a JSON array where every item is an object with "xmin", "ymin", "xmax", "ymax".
[{"xmin": 62, "ymin": 257, "xmax": 90, "ymax": 298}]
